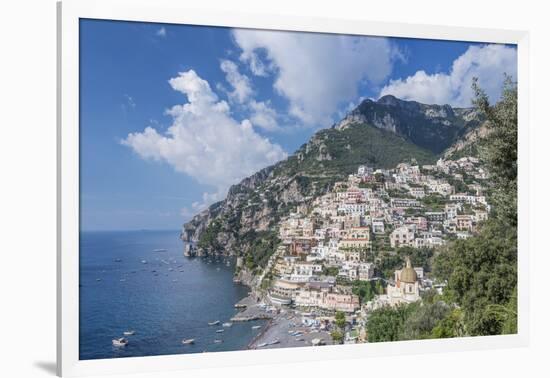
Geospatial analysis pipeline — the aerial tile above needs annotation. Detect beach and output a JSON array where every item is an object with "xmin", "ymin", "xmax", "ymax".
[{"xmin": 245, "ymin": 306, "xmax": 333, "ymax": 350}]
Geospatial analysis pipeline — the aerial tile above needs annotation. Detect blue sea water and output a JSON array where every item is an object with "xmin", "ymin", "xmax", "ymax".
[{"xmin": 79, "ymin": 230, "xmax": 264, "ymax": 360}]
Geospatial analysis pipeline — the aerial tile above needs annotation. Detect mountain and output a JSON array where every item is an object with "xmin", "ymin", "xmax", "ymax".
[
  {"xmin": 181, "ymin": 95, "xmax": 485, "ymax": 276},
  {"xmin": 334, "ymin": 95, "xmax": 483, "ymax": 153}
]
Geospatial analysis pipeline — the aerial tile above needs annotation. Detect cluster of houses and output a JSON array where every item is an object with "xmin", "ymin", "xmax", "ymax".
[{"xmin": 264, "ymin": 156, "xmax": 490, "ymax": 316}]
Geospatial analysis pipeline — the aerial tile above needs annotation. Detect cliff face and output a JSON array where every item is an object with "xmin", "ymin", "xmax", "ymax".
[
  {"xmin": 334, "ymin": 95, "xmax": 483, "ymax": 154},
  {"xmin": 181, "ymin": 95, "xmax": 483, "ymax": 267}
]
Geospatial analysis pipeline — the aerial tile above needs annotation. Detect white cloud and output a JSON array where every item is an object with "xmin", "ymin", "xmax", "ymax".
[
  {"xmin": 232, "ymin": 29, "xmax": 399, "ymax": 126},
  {"xmin": 249, "ymin": 100, "xmax": 279, "ymax": 131},
  {"xmin": 122, "ymin": 70, "xmax": 287, "ymax": 202},
  {"xmin": 156, "ymin": 27, "xmax": 167, "ymax": 37},
  {"xmin": 379, "ymin": 44, "xmax": 517, "ymax": 107},
  {"xmin": 219, "ymin": 59, "xmax": 253, "ymax": 104}
]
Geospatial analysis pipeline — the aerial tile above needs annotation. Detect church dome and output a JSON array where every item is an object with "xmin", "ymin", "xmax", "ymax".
[{"xmin": 400, "ymin": 257, "xmax": 417, "ymax": 283}]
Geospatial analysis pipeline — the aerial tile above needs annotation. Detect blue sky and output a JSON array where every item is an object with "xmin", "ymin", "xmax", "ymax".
[{"xmin": 79, "ymin": 19, "xmax": 517, "ymax": 231}]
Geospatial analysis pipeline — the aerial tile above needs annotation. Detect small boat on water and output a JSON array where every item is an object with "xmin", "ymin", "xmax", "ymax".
[
  {"xmin": 251, "ymin": 325, "xmax": 262, "ymax": 330},
  {"xmin": 222, "ymin": 322, "xmax": 233, "ymax": 328},
  {"xmin": 141, "ymin": 260, "xmax": 147, "ymax": 264},
  {"xmin": 214, "ymin": 339, "xmax": 223, "ymax": 344},
  {"xmin": 123, "ymin": 330, "xmax": 135, "ymax": 336},
  {"xmin": 208, "ymin": 320, "xmax": 220, "ymax": 326},
  {"xmin": 153, "ymin": 248, "xmax": 167, "ymax": 252},
  {"xmin": 257, "ymin": 342, "xmax": 268, "ymax": 348},
  {"xmin": 112, "ymin": 338, "xmax": 128, "ymax": 347},
  {"xmin": 181, "ymin": 338, "xmax": 195, "ymax": 345},
  {"xmin": 267, "ymin": 339, "xmax": 280, "ymax": 345},
  {"xmin": 114, "ymin": 258, "xmax": 122, "ymax": 262},
  {"xmin": 215, "ymin": 329, "xmax": 225, "ymax": 333},
  {"xmin": 96, "ymin": 278, "xmax": 102, "ymax": 282}
]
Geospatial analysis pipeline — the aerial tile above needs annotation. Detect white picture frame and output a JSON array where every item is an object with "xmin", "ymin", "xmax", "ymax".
[{"xmin": 57, "ymin": 0, "xmax": 530, "ymax": 376}]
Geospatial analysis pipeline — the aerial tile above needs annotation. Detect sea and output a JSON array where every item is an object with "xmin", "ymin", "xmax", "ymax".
[{"xmin": 79, "ymin": 230, "xmax": 265, "ymax": 360}]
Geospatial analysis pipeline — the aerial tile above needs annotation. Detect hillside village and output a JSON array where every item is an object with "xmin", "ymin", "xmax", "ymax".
[{"xmin": 251, "ymin": 155, "xmax": 491, "ymax": 343}]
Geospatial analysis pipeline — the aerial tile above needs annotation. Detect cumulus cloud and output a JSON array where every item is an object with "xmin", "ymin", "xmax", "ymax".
[
  {"xmin": 232, "ymin": 29, "xmax": 399, "ymax": 126},
  {"xmin": 122, "ymin": 70, "xmax": 287, "ymax": 201},
  {"xmin": 249, "ymin": 100, "xmax": 280, "ymax": 131},
  {"xmin": 379, "ymin": 44, "xmax": 517, "ymax": 107},
  {"xmin": 219, "ymin": 59, "xmax": 254, "ymax": 104}
]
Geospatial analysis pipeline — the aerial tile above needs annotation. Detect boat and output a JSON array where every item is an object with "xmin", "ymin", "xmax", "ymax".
[
  {"xmin": 153, "ymin": 248, "xmax": 167, "ymax": 252},
  {"xmin": 213, "ymin": 339, "xmax": 223, "ymax": 344},
  {"xmin": 141, "ymin": 260, "xmax": 147, "ymax": 264},
  {"xmin": 208, "ymin": 321, "xmax": 220, "ymax": 326},
  {"xmin": 257, "ymin": 342, "xmax": 268, "ymax": 348},
  {"xmin": 114, "ymin": 258, "xmax": 122, "ymax": 262},
  {"xmin": 267, "ymin": 339, "xmax": 280, "ymax": 345},
  {"xmin": 181, "ymin": 338, "xmax": 195, "ymax": 345},
  {"xmin": 222, "ymin": 322, "xmax": 232, "ymax": 328},
  {"xmin": 112, "ymin": 338, "xmax": 128, "ymax": 347},
  {"xmin": 215, "ymin": 329, "xmax": 225, "ymax": 333},
  {"xmin": 251, "ymin": 325, "xmax": 262, "ymax": 330},
  {"xmin": 123, "ymin": 330, "xmax": 135, "ymax": 336}
]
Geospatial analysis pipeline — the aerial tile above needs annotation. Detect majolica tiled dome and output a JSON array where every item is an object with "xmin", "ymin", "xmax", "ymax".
[{"xmin": 400, "ymin": 257, "xmax": 417, "ymax": 283}]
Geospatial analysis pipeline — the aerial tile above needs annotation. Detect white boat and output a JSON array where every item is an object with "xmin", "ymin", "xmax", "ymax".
[
  {"xmin": 123, "ymin": 330, "xmax": 135, "ymax": 336},
  {"xmin": 222, "ymin": 322, "xmax": 233, "ymax": 328},
  {"xmin": 213, "ymin": 339, "xmax": 223, "ymax": 344},
  {"xmin": 251, "ymin": 325, "xmax": 262, "ymax": 330},
  {"xmin": 112, "ymin": 338, "xmax": 128, "ymax": 347},
  {"xmin": 257, "ymin": 342, "xmax": 268, "ymax": 348},
  {"xmin": 215, "ymin": 329, "xmax": 225, "ymax": 333},
  {"xmin": 153, "ymin": 248, "xmax": 167, "ymax": 252},
  {"xmin": 267, "ymin": 339, "xmax": 280, "ymax": 345},
  {"xmin": 141, "ymin": 260, "xmax": 147, "ymax": 264},
  {"xmin": 181, "ymin": 338, "xmax": 195, "ymax": 345},
  {"xmin": 208, "ymin": 320, "xmax": 220, "ymax": 326}
]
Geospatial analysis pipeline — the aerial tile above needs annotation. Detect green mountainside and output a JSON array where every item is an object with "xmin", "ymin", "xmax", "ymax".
[{"xmin": 181, "ymin": 96, "xmax": 486, "ymax": 277}]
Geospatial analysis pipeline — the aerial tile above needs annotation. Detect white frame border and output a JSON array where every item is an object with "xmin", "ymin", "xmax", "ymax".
[{"xmin": 58, "ymin": 0, "xmax": 530, "ymax": 376}]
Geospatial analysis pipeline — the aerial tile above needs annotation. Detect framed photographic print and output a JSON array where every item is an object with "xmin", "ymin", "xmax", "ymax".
[{"xmin": 57, "ymin": 0, "xmax": 529, "ymax": 376}]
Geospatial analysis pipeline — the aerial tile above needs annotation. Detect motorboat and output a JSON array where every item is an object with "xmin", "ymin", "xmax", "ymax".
[
  {"xmin": 123, "ymin": 330, "xmax": 135, "ymax": 336},
  {"xmin": 222, "ymin": 322, "xmax": 232, "ymax": 328},
  {"xmin": 251, "ymin": 325, "xmax": 262, "ymax": 330},
  {"xmin": 112, "ymin": 338, "xmax": 128, "ymax": 347},
  {"xmin": 181, "ymin": 339, "xmax": 195, "ymax": 345},
  {"xmin": 215, "ymin": 329, "xmax": 225, "ymax": 333},
  {"xmin": 213, "ymin": 339, "xmax": 223, "ymax": 344},
  {"xmin": 208, "ymin": 320, "xmax": 220, "ymax": 326},
  {"xmin": 153, "ymin": 248, "xmax": 167, "ymax": 252}
]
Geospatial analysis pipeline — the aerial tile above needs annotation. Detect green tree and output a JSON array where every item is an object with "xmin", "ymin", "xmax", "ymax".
[
  {"xmin": 473, "ymin": 75, "xmax": 517, "ymax": 228},
  {"xmin": 366, "ymin": 305, "xmax": 409, "ymax": 342},
  {"xmin": 432, "ymin": 308, "xmax": 466, "ymax": 338},
  {"xmin": 335, "ymin": 311, "xmax": 347, "ymax": 330},
  {"xmin": 330, "ymin": 330, "xmax": 344, "ymax": 344},
  {"xmin": 434, "ymin": 77, "xmax": 518, "ymax": 336}
]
